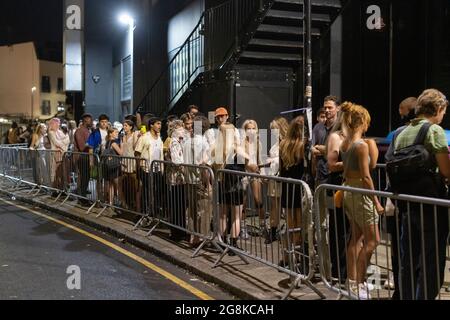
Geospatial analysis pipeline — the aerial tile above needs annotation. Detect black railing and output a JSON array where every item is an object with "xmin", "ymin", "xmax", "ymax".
[{"xmin": 136, "ymin": 0, "xmax": 272, "ymax": 116}]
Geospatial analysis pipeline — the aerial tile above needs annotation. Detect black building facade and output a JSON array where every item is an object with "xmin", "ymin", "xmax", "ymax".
[{"xmin": 83, "ymin": 0, "xmax": 449, "ymax": 137}]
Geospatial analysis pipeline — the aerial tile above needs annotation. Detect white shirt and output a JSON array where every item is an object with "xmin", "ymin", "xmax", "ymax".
[
  {"xmin": 184, "ymin": 135, "xmax": 210, "ymax": 166},
  {"xmin": 135, "ymin": 132, "xmax": 163, "ymax": 172},
  {"xmin": 100, "ymin": 129, "xmax": 107, "ymax": 147}
]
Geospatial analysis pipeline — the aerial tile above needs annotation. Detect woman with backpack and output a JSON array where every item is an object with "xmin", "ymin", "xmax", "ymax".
[{"xmin": 102, "ymin": 127, "xmax": 123, "ymax": 215}]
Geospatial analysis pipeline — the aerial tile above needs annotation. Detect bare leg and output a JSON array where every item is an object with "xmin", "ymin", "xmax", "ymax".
[
  {"xmin": 347, "ymin": 222, "xmax": 364, "ymax": 282},
  {"xmin": 230, "ymin": 205, "xmax": 243, "ymax": 239},
  {"xmin": 356, "ymin": 223, "xmax": 380, "ymax": 284}
]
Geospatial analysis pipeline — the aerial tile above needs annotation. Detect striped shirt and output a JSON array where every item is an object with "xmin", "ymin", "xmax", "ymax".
[{"xmin": 394, "ymin": 118, "xmax": 449, "ymax": 155}]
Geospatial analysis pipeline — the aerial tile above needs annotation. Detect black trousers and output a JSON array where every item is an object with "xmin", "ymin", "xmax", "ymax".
[
  {"xmin": 398, "ymin": 203, "xmax": 449, "ymax": 300},
  {"xmin": 77, "ymin": 157, "xmax": 90, "ymax": 198}
]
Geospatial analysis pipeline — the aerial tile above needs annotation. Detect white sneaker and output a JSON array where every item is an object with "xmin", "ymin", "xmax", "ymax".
[
  {"xmin": 384, "ymin": 274, "xmax": 395, "ymax": 290},
  {"xmin": 356, "ymin": 283, "xmax": 372, "ymax": 300},
  {"xmin": 240, "ymin": 227, "xmax": 250, "ymax": 240},
  {"xmin": 363, "ymin": 282, "xmax": 376, "ymax": 292},
  {"xmin": 347, "ymin": 280, "xmax": 372, "ymax": 300}
]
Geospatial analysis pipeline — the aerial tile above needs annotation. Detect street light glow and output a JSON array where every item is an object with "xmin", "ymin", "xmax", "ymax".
[
  {"xmin": 31, "ymin": 86, "xmax": 37, "ymax": 93},
  {"xmin": 118, "ymin": 13, "xmax": 134, "ymax": 27}
]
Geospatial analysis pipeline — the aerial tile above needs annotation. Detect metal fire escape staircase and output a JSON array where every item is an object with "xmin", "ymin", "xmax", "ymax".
[{"xmin": 135, "ymin": 0, "xmax": 345, "ymax": 116}]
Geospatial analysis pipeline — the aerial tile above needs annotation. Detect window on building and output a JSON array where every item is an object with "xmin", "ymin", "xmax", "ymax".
[
  {"xmin": 41, "ymin": 100, "xmax": 51, "ymax": 116},
  {"xmin": 57, "ymin": 78, "xmax": 64, "ymax": 93},
  {"xmin": 57, "ymin": 102, "xmax": 65, "ymax": 113},
  {"xmin": 41, "ymin": 76, "xmax": 51, "ymax": 93}
]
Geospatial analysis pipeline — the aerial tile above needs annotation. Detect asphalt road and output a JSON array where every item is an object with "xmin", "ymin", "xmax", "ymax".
[{"xmin": 0, "ymin": 197, "xmax": 234, "ymax": 300}]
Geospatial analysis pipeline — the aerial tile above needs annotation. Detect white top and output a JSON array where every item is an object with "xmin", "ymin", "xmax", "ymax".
[
  {"xmin": 122, "ymin": 132, "xmax": 139, "ymax": 173},
  {"xmin": 265, "ymin": 141, "xmax": 280, "ymax": 176},
  {"xmin": 135, "ymin": 132, "xmax": 164, "ymax": 172},
  {"xmin": 184, "ymin": 135, "xmax": 210, "ymax": 166},
  {"xmin": 170, "ymin": 138, "xmax": 185, "ymax": 165},
  {"xmin": 48, "ymin": 130, "xmax": 70, "ymax": 152},
  {"xmin": 100, "ymin": 129, "xmax": 107, "ymax": 147},
  {"xmin": 204, "ymin": 127, "xmax": 241, "ymax": 149}
]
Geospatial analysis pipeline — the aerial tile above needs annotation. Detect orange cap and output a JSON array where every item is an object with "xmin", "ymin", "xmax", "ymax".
[{"xmin": 215, "ymin": 107, "xmax": 229, "ymax": 117}]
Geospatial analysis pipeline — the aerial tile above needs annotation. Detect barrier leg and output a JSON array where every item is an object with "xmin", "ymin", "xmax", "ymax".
[
  {"xmin": 27, "ymin": 185, "xmax": 37, "ymax": 195},
  {"xmin": 33, "ymin": 186, "xmax": 43, "ymax": 196},
  {"xmin": 53, "ymin": 191, "xmax": 63, "ymax": 203},
  {"xmin": 87, "ymin": 201, "xmax": 98, "ymax": 215},
  {"xmin": 192, "ymin": 239, "xmax": 208, "ymax": 258},
  {"xmin": 146, "ymin": 220, "xmax": 160, "ymax": 237},
  {"xmin": 213, "ymin": 247, "xmax": 229, "ymax": 268},
  {"xmin": 191, "ymin": 238, "xmax": 225, "ymax": 258},
  {"xmin": 61, "ymin": 193, "xmax": 71, "ymax": 205},
  {"xmin": 96, "ymin": 206, "xmax": 108, "ymax": 218}
]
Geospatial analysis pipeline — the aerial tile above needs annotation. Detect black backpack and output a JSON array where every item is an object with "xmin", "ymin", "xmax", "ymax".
[
  {"xmin": 385, "ymin": 122, "xmax": 436, "ymax": 193},
  {"xmin": 103, "ymin": 141, "xmax": 121, "ymax": 171}
]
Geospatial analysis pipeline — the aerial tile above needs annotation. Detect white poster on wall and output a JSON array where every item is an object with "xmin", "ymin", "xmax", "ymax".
[{"xmin": 63, "ymin": 0, "xmax": 84, "ymax": 91}]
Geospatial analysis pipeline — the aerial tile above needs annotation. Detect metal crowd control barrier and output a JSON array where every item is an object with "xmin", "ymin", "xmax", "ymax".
[
  {"xmin": 23, "ymin": 149, "xmax": 69, "ymax": 197},
  {"xmin": 315, "ymin": 184, "xmax": 450, "ymax": 300},
  {"xmin": 0, "ymin": 144, "xmax": 28, "ymax": 148},
  {"xmin": 59, "ymin": 151, "xmax": 101, "ymax": 211},
  {"xmin": 93, "ymin": 154, "xmax": 146, "ymax": 219},
  {"xmin": 213, "ymin": 169, "xmax": 325, "ymax": 300},
  {"xmin": 134, "ymin": 160, "xmax": 223, "ymax": 258},
  {"xmin": 0, "ymin": 147, "xmax": 20, "ymax": 189},
  {"xmin": 374, "ymin": 164, "xmax": 387, "ymax": 191}
]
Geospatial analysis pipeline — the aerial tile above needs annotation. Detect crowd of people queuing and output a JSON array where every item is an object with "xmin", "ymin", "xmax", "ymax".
[{"xmin": 2, "ymin": 88, "xmax": 449, "ymax": 300}]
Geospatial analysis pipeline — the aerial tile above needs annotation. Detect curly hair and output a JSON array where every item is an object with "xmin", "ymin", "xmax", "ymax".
[
  {"xmin": 340, "ymin": 102, "xmax": 371, "ymax": 133},
  {"xmin": 416, "ymin": 89, "xmax": 448, "ymax": 117}
]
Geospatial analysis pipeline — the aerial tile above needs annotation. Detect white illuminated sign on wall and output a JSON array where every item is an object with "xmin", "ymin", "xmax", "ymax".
[{"xmin": 63, "ymin": 0, "xmax": 84, "ymax": 92}]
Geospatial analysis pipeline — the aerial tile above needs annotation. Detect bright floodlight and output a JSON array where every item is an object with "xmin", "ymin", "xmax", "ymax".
[{"xmin": 119, "ymin": 13, "xmax": 134, "ymax": 26}]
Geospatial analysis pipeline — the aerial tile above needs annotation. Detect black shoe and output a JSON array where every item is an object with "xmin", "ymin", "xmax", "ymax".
[
  {"xmin": 227, "ymin": 238, "xmax": 242, "ymax": 256},
  {"xmin": 278, "ymin": 259, "xmax": 288, "ymax": 271},
  {"xmin": 78, "ymin": 199, "xmax": 91, "ymax": 207},
  {"xmin": 264, "ymin": 227, "xmax": 278, "ymax": 245}
]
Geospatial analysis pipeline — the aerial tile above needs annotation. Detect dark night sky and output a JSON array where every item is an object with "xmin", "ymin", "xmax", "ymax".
[{"xmin": 0, "ymin": 0, "xmax": 63, "ymax": 61}]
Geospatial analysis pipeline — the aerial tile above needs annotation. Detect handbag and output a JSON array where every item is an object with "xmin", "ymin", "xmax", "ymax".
[
  {"xmin": 334, "ymin": 190, "xmax": 343, "ymax": 208},
  {"xmin": 103, "ymin": 142, "xmax": 121, "ymax": 170}
]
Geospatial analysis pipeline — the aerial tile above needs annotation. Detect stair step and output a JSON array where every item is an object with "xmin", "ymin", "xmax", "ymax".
[
  {"xmin": 257, "ymin": 24, "xmax": 321, "ymax": 36},
  {"xmin": 241, "ymin": 51, "xmax": 302, "ymax": 61},
  {"xmin": 267, "ymin": 9, "xmax": 331, "ymax": 23},
  {"xmin": 249, "ymin": 38, "xmax": 304, "ymax": 48},
  {"xmin": 274, "ymin": 0, "xmax": 341, "ymax": 9}
]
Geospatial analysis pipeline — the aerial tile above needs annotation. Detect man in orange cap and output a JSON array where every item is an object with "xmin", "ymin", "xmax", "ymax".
[
  {"xmin": 215, "ymin": 107, "xmax": 229, "ymax": 126},
  {"xmin": 205, "ymin": 107, "xmax": 241, "ymax": 147}
]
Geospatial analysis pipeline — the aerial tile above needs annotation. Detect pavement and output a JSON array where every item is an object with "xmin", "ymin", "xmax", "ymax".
[{"xmin": 0, "ymin": 184, "xmax": 334, "ymax": 300}]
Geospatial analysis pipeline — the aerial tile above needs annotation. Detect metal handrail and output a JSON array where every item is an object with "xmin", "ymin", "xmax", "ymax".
[{"xmin": 135, "ymin": 0, "xmax": 273, "ymax": 116}]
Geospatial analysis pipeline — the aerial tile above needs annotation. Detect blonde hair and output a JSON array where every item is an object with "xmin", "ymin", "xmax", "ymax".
[
  {"xmin": 107, "ymin": 127, "xmax": 118, "ymax": 141},
  {"xmin": 35, "ymin": 123, "xmax": 46, "ymax": 136},
  {"xmin": 280, "ymin": 120, "xmax": 304, "ymax": 169},
  {"xmin": 242, "ymin": 119, "xmax": 261, "ymax": 166},
  {"xmin": 340, "ymin": 102, "xmax": 371, "ymax": 133},
  {"xmin": 270, "ymin": 116, "xmax": 289, "ymax": 140},
  {"xmin": 168, "ymin": 120, "xmax": 184, "ymax": 138},
  {"xmin": 416, "ymin": 89, "xmax": 448, "ymax": 117}
]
